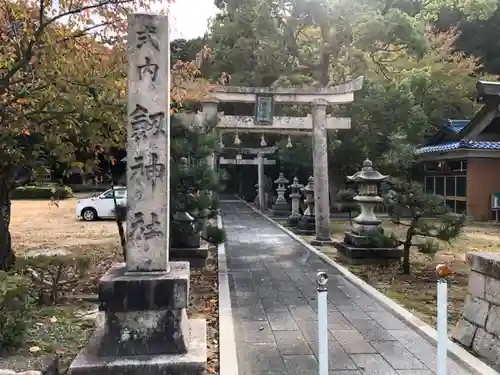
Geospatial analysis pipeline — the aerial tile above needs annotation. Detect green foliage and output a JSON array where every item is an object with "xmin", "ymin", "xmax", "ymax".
[
  {"xmin": 11, "ymin": 184, "xmax": 73, "ymax": 200},
  {"xmin": 16, "ymin": 253, "xmax": 91, "ymax": 305},
  {"xmin": 203, "ymin": 224, "xmax": 227, "ymax": 245},
  {"xmin": 365, "ymin": 230, "xmax": 401, "ymax": 248},
  {"xmin": 382, "ymin": 178, "xmax": 467, "ymax": 273},
  {"xmin": 0, "ymin": 271, "xmax": 32, "ymax": 351},
  {"xmin": 335, "ymin": 188, "xmax": 358, "ymax": 211},
  {"xmin": 170, "ymin": 115, "xmax": 220, "ymax": 216}
]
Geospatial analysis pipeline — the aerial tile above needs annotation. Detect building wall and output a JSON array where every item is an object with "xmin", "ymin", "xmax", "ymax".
[{"xmin": 467, "ymin": 158, "xmax": 500, "ymax": 220}]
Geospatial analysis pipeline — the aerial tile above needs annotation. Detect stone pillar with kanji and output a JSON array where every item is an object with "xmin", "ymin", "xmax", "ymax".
[{"xmin": 69, "ymin": 13, "xmax": 206, "ymax": 375}]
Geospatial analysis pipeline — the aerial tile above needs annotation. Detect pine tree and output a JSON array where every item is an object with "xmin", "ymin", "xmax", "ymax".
[{"xmin": 169, "ymin": 113, "xmax": 225, "ymax": 247}]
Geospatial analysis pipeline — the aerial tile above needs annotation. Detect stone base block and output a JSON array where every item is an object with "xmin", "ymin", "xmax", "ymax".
[
  {"xmin": 334, "ymin": 242, "xmax": 403, "ymax": 265},
  {"xmin": 0, "ymin": 354, "xmax": 59, "ymax": 375},
  {"xmin": 287, "ymin": 215, "xmax": 301, "ymax": 227},
  {"xmin": 453, "ymin": 318, "xmax": 477, "ymax": 348},
  {"xmin": 296, "ymin": 215, "xmax": 315, "ymax": 234},
  {"xmin": 310, "ymin": 238, "xmax": 335, "ymax": 246},
  {"xmin": 272, "ymin": 210, "xmax": 292, "ymax": 217},
  {"xmin": 98, "ymin": 262, "xmax": 189, "ymax": 312},
  {"xmin": 271, "ymin": 207, "xmax": 291, "ymax": 216},
  {"xmin": 170, "ymin": 245, "xmax": 212, "ymax": 268},
  {"xmin": 98, "ymin": 309, "xmax": 190, "ymax": 356},
  {"xmin": 69, "ymin": 319, "xmax": 207, "ymax": 375},
  {"xmin": 294, "ymin": 228, "xmax": 315, "ymax": 235}
]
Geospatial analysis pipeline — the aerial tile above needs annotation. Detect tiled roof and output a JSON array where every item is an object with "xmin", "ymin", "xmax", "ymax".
[
  {"xmin": 446, "ymin": 119, "xmax": 469, "ymax": 134},
  {"xmin": 416, "ymin": 140, "xmax": 500, "ymax": 154}
]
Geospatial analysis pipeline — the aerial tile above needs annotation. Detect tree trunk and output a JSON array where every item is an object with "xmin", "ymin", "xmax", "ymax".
[
  {"xmin": 402, "ymin": 226, "xmax": 414, "ymax": 275},
  {"xmin": 0, "ymin": 176, "xmax": 15, "ymax": 271},
  {"xmin": 402, "ymin": 243, "xmax": 411, "ymax": 274}
]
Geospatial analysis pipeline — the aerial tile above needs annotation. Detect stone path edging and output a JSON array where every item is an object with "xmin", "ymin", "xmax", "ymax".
[
  {"xmin": 240, "ymin": 200, "xmax": 499, "ymax": 375},
  {"xmin": 217, "ymin": 215, "xmax": 239, "ymax": 375}
]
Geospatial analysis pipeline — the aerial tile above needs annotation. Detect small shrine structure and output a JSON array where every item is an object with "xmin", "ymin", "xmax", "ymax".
[{"xmin": 416, "ymin": 81, "xmax": 500, "ymax": 220}]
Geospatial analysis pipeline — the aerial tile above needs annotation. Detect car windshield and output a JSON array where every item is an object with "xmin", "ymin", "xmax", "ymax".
[{"xmin": 101, "ymin": 189, "xmax": 126, "ymax": 199}]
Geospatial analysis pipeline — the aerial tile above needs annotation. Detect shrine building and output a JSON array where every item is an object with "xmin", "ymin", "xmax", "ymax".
[{"xmin": 416, "ymin": 80, "xmax": 500, "ymax": 221}]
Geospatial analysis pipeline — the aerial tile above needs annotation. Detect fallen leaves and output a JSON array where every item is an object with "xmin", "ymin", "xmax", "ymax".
[{"xmin": 188, "ymin": 257, "xmax": 219, "ymax": 375}]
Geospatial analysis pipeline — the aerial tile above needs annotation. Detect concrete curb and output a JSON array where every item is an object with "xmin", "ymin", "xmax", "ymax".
[
  {"xmin": 241, "ymin": 200, "xmax": 499, "ymax": 375},
  {"xmin": 216, "ymin": 215, "xmax": 239, "ymax": 375}
]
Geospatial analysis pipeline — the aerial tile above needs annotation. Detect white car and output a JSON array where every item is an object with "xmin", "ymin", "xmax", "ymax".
[{"xmin": 76, "ymin": 187, "xmax": 127, "ymax": 221}]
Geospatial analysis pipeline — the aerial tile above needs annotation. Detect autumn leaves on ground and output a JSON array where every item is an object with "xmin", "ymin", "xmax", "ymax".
[
  {"xmin": 303, "ymin": 220, "xmax": 500, "ymax": 330},
  {"xmin": 8, "ymin": 198, "xmax": 219, "ymax": 373}
]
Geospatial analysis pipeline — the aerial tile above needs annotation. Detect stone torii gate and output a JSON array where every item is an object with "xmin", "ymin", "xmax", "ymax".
[
  {"xmin": 198, "ymin": 79, "xmax": 364, "ymax": 244},
  {"xmin": 219, "ymin": 146, "xmax": 277, "ymax": 209}
]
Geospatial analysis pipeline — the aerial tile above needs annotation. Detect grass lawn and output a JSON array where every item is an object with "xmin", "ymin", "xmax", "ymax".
[
  {"xmin": 292, "ymin": 218, "xmax": 500, "ymax": 330},
  {"xmin": 4, "ymin": 198, "xmax": 219, "ymax": 373}
]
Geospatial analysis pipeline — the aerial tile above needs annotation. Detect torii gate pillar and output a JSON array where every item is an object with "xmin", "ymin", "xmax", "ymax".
[
  {"xmin": 311, "ymin": 99, "xmax": 331, "ymax": 243},
  {"xmin": 201, "ymin": 99, "xmax": 219, "ymax": 170}
]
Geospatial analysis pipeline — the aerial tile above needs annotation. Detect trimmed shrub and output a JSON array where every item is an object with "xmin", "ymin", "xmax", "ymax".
[
  {"xmin": 203, "ymin": 224, "xmax": 226, "ymax": 245},
  {"xmin": 17, "ymin": 251, "xmax": 91, "ymax": 305},
  {"xmin": 0, "ymin": 271, "xmax": 33, "ymax": 351},
  {"xmin": 12, "ymin": 185, "xmax": 73, "ymax": 199}
]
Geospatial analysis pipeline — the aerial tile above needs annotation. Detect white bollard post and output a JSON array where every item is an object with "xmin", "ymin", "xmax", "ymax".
[
  {"xmin": 316, "ymin": 271, "xmax": 329, "ymax": 375},
  {"xmin": 436, "ymin": 264, "xmax": 451, "ymax": 375}
]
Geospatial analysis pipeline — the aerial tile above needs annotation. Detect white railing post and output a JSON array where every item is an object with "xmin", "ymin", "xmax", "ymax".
[
  {"xmin": 316, "ymin": 271, "xmax": 329, "ymax": 375},
  {"xmin": 436, "ymin": 264, "xmax": 451, "ymax": 375}
]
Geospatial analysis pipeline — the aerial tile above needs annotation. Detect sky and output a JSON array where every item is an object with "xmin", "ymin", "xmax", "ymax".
[{"xmin": 166, "ymin": 0, "xmax": 219, "ymax": 40}]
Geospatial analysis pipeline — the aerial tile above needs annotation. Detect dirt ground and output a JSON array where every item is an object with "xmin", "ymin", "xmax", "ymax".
[
  {"xmin": 299, "ymin": 218, "xmax": 500, "ymax": 329},
  {"xmin": 7, "ymin": 198, "xmax": 219, "ymax": 373}
]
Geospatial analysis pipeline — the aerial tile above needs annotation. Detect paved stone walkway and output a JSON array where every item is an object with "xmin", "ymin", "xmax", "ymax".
[{"xmin": 221, "ymin": 201, "xmax": 472, "ymax": 375}]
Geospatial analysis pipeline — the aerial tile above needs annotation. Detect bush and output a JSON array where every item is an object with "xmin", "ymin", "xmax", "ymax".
[
  {"xmin": 16, "ymin": 251, "xmax": 91, "ymax": 305},
  {"xmin": 365, "ymin": 230, "xmax": 400, "ymax": 248},
  {"xmin": 0, "ymin": 271, "xmax": 33, "ymax": 351},
  {"xmin": 203, "ymin": 224, "xmax": 226, "ymax": 245},
  {"xmin": 12, "ymin": 184, "xmax": 73, "ymax": 200}
]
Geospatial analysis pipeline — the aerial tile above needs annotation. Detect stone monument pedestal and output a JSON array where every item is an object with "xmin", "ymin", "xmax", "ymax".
[
  {"xmin": 334, "ymin": 239, "xmax": 403, "ymax": 265},
  {"xmin": 69, "ymin": 262, "xmax": 207, "ymax": 375},
  {"xmin": 295, "ymin": 214, "xmax": 316, "ymax": 235},
  {"xmin": 310, "ymin": 237, "xmax": 336, "ymax": 246},
  {"xmin": 272, "ymin": 201, "xmax": 291, "ymax": 217},
  {"xmin": 170, "ymin": 242, "xmax": 213, "ymax": 268}
]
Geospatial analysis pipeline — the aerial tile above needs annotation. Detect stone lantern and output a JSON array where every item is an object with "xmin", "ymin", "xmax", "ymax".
[
  {"xmin": 347, "ymin": 158, "xmax": 388, "ymax": 234},
  {"xmin": 295, "ymin": 176, "xmax": 315, "ymax": 234},
  {"xmin": 272, "ymin": 173, "xmax": 291, "ymax": 216},
  {"xmin": 287, "ymin": 177, "xmax": 303, "ymax": 227},
  {"xmin": 334, "ymin": 159, "xmax": 403, "ymax": 264}
]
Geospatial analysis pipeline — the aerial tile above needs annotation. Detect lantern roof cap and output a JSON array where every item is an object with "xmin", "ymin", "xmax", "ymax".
[
  {"xmin": 347, "ymin": 159, "xmax": 389, "ymax": 183},
  {"xmin": 275, "ymin": 172, "xmax": 289, "ymax": 184},
  {"xmin": 302, "ymin": 176, "xmax": 314, "ymax": 192}
]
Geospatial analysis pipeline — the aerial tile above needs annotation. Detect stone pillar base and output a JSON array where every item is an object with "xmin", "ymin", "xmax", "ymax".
[
  {"xmin": 310, "ymin": 238, "xmax": 334, "ymax": 246},
  {"xmin": 170, "ymin": 245, "xmax": 212, "ymax": 269},
  {"xmin": 287, "ymin": 214, "xmax": 301, "ymax": 227},
  {"xmin": 69, "ymin": 261, "xmax": 207, "ymax": 375},
  {"xmin": 295, "ymin": 215, "xmax": 316, "ymax": 235},
  {"xmin": 69, "ymin": 319, "xmax": 207, "ymax": 375},
  {"xmin": 271, "ymin": 202, "xmax": 291, "ymax": 217}
]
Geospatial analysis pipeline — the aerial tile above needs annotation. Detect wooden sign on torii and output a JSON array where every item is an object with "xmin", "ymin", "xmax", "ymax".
[{"xmin": 197, "ymin": 78, "xmax": 364, "ymax": 245}]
